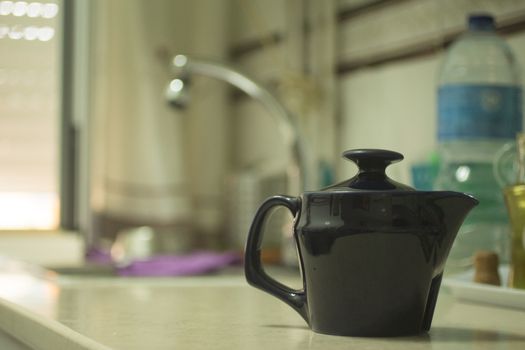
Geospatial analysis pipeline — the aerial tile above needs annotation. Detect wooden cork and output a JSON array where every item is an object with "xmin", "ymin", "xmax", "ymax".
[{"xmin": 473, "ymin": 251, "xmax": 501, "ymax": 286}]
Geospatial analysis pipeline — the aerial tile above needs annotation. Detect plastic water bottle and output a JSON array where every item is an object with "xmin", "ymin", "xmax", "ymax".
[{"xmin": 435, "ymin": 14, "xmax": 523, "ymax": 271}]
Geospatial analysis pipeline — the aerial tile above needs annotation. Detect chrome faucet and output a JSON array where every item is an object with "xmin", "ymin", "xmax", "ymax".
[{"xmin": 164, "ymin": 54, "xmax": 309, "ymax": 193}]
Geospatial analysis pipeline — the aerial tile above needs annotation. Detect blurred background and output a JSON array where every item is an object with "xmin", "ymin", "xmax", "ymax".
[{"xmin": 1, "ymin": 0, "xmax": 525, "ymax": 265}]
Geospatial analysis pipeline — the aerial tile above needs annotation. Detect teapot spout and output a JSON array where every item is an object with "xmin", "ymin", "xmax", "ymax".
[
  {"xmin": 433, "ymin": 191, "xmax": 478, "ymax": 226},
  {"xmin": 426, "ymin": 191, "xmax": 478, "ymax": 270}
]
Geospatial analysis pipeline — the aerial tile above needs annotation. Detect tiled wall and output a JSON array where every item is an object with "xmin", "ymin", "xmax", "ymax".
[{"xmin": 229, "ymin": 0, "xmax": 525, "ymax": 186}]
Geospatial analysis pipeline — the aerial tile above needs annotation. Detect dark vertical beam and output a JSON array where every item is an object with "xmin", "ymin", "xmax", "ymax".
[
  {"xmin": 336, "ymin": 0, "xmax": 411, "ymax": 22},
  {"xmin": 60, "ymin": 0, "xmax": 77, "ymax": 230}
]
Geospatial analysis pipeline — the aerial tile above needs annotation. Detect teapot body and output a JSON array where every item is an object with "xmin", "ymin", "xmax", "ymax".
[
  {"xmin": 294, "ymin": 191, "xmax": 466, "ymax": 336},
  {"xmin": 244, "ymin": 150, "xmax": 478, "ymax": 337}
]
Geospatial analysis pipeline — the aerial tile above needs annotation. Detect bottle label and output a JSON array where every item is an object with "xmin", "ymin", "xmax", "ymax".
[{"xmin": 438, "ymin": 84, "xmax": 522, "ymax": 140}]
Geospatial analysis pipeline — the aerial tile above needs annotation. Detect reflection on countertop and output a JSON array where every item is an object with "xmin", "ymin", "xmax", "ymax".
[{"xmin": 0, "ymin": 256, "xmax": 524, "ymax": 349}]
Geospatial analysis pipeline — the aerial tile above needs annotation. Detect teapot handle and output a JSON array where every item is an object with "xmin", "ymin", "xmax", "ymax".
[{"xmin": 244, "ymin": 195, "xmax": 308, "ymax": 323}]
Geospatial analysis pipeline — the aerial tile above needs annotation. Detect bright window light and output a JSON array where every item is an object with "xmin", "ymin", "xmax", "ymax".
[
  {"xmin": 23, "ymin": 25, "xmax": 37, "ymax": 40},
  {"xmin": 0, "ymin": 1, "xmax": 58, "ymax": 18},
  {"xmin": 0, "ymin": 1, "xmax": 13, "ymax": 15},
  {"xmin": 37, "ymin": 25, "xmax": 53, "ymax": 41},
  {"xmin": 0, "ymin": 25, "xmax": 55, "ymax": 41},
  {"xmin": 26, "ymin": 2, "xmax": 41, "ymax": 17},
  {"xmin": 7, "ymin": 25, "xmax": 23, "ymax": 39},
  {"xmin": 0, "ymin": 193, "xmax": 59, "ymax": 229},
  {"xmin": 12, "ymin": 1, "xmax": 27, "ymax": 16},
  {"xmin": 41, "ymin": 2, "xmax": 57, "ymax": 18},
  {"xmin": 0, "ymin": 25, "xmax": 8, "ymax": 38},
  {"xmin": 0, "ymin": 0, "xmax": 61, "ymax": 230}
]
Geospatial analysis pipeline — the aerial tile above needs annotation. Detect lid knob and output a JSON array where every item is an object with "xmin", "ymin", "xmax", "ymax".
[
  {"xmin": 338, "ymin": 149, "xmax": 411, "ymax": 191},
  {"xmin": 343, "ymin": 149, "xmax": 403, "ymax": 174}
]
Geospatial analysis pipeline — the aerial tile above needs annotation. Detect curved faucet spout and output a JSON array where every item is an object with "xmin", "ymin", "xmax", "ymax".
[{"xmin": 166, "ymin": 54, "xmax": 310, "ymax": 193}]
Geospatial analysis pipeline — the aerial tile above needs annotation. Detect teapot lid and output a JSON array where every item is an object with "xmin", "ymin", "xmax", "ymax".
[{"xmin": 324, "ymin": 149, "xmax": 415, "ymax": 192}]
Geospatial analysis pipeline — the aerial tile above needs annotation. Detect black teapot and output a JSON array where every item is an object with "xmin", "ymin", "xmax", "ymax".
[{"xmin": 245, "ymin": 149, "xmax": 478, "ymax": 337}]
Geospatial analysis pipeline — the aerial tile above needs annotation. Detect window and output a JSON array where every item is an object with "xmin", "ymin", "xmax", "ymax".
[{"xmin": 0, "ymin": 1, "xmax": 62, "ymax": 229}]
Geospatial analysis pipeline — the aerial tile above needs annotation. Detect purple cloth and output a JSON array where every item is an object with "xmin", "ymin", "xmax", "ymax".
[
  {"xmin": 116, "ymin": 251, "xmax": 241, "ymax": 277},
  {"xmin": 85, "ymin": 246, "xmax": 113, "ymax": 264}
]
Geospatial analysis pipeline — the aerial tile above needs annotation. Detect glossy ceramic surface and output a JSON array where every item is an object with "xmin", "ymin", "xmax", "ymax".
[{"xmin": 245, "ymin": 149, "xmax": 478, "ymax": 337}]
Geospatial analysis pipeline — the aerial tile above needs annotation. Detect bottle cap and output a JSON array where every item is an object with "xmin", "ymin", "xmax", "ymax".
[{"xmin": 468, "ymin": 14, "xmax": 495, "ymax": 31}]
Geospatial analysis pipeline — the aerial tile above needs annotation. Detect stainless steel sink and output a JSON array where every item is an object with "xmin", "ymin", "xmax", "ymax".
[
  {"xmin": 44, "ymin": 264, "xmax": 302, "ymax": 288},
  {"xmin": 47, "ymin": 264, "xmax": 116, "ymax": 277}
]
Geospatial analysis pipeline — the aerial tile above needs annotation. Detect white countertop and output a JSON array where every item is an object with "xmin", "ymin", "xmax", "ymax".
[
  {"xmin": 0, "ymin": 233, "xmax": 524, "ymax": 349},
  {"xmin": 0, "ymin": 258, "xmax": 524, "ymax": 350}
]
